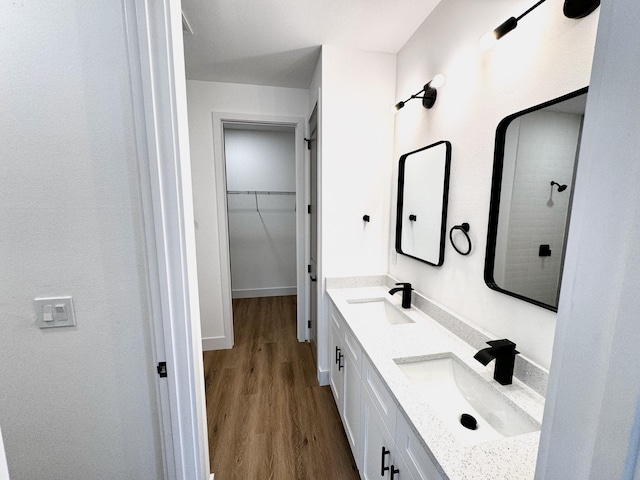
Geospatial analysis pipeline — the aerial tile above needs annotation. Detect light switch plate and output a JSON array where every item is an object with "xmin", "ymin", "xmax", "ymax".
[{"xmin": 34, "ymin": 297, "xmax": 76, "ymax": 328}]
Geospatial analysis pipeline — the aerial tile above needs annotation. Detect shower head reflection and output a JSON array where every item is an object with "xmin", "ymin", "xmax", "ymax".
[{"xmin": 550, "ymin": 181, "xmax": 568, "ymax": 192}]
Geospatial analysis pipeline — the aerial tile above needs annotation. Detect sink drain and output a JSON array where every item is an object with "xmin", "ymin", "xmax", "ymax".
[{"xmin": 460, "ymin": 413, "xmax": 478, "ymax": 430}]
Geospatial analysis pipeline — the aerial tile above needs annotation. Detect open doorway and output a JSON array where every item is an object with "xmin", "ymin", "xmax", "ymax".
[
  {"xmin": 199, "ymin": 113, "xmax": 309, "ymax": 352},
  {"xmin": 214, "ymin": 115, "xmax": 310, "ymax": 347},
  {"xmin": 223, "ymin": 123, "xmax": 298, "ymax": 302}
]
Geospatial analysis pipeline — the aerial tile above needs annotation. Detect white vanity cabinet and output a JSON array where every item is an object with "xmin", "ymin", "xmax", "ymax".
[
  {"xmin": 362, "ymin": 387, "xmax": 403, "ymax": 479},
  {"xmin": 329, "ymin": 308, "xmax": 345, "ymax": 410},
  {"xmin": 327, "ymin": 288, "xmax": 543, "ymax": 479},
  {"xmin": 361, "ymin": 356, "xmax": 443, "ymax": 480},
  {"xmin": 395, "ymin": 413, "xmax": 443, "ymax": 480},
  {"xmin": 329, "ymin": 303, "xmax": 363, "ymax": 466},
  {"xmin": 361, "ymin": 356, "xmax": 413, "ymax": 480},
  {"xmin": 329, "ymin": 300, "xmax": 443, "ymax": 480}
]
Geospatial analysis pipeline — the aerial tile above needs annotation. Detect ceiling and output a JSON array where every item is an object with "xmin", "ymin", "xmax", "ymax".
[{"xmin": 181, "ymin": 0, "xmax": 442, "ymax": 89}]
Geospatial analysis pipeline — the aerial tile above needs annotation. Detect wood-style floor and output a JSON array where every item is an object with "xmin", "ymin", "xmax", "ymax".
[{"xmin": 203, "ymin": 295, "xmax": 360, "ymax": 479}]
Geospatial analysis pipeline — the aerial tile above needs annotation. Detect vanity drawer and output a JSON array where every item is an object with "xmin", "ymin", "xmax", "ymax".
[
  {"xmin": 396, "ymin": 412, "xmax": 443, "ymax": 480},
  {"xmin": 362, "ymin": 355, "xmax": 396, "ymax": 436}
]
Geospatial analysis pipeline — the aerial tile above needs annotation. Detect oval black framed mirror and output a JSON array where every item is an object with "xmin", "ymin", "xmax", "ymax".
[
  {"xmin": 396, "ymin": 140, "xmax": 452, "ymax": 266},
  {"xmin": 484, "ymin": 87, "xmax": 588, "ymax": 311}
]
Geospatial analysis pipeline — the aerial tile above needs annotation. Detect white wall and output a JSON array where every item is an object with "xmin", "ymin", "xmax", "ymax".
[
  {"xmin": 0, "ymin": 2, "xmax": 162, "ymax": 479},
  {"xmin": 186, "ymin": 81, "xmax": 309, "ymax": 344},
  {"xmin": 390, "ymin": 0, "xmax": 599, "ymax": 369},
  {"xmin": 225, "ymin": 129, "xmax": 296, "ymax": 192},
  {"xmin": 320, "ymin": 46, "xmax": 396, "ymax": 278},
  {"xmin": 536, "ymin": 0, "xmax": 640, "ymax": 476},
  {"xmin": 318, "ymin": 46, "xmax": 396, "ymax": 378},
  {"xmin": 309, "ymin": 55, "xmax": 322, "ymax": 114},
  {"xmin": 224, "ymin": 128, "xmax": 297, "ymax": 297}
]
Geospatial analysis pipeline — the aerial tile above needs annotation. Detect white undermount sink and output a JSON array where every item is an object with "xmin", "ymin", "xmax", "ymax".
[
  {"xmin": 394, "ymin": 354, "xmax": 540, "ymax": 444},
  {"xmin": 346, "ymin": 297, "xmax": 415, "ymax": 325}
]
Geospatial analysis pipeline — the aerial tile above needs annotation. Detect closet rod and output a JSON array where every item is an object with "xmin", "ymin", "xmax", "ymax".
[{"xmin": 227, "ymin": 190, "xmax": 295, "ymax": 195}]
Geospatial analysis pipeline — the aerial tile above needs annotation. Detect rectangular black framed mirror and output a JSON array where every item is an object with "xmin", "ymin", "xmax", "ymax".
[
  {"xmin": 395, "ymin": 140, "xmax": 452, "ymax": 266},
  {"xmin": 485, "ymin": 87, "xmax": 588, "ymax": 311}
]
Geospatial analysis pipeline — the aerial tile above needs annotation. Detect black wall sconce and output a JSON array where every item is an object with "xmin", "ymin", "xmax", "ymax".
[
  {"xmin": 394, "ymin": 74, "xmax": 446, "ymax": 111},
  {"xmin": 480, "ymin": 0, "xmax": 600, "ymax": 50}
]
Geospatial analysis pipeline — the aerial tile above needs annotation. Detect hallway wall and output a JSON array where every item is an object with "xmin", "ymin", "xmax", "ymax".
[
  {"xmin": 0, "ymin": 2, "xmax": 163, "ymax": 478},
  {"xmin": 316, "ymin": 46, "xmax": 397, "ymax": 380}
]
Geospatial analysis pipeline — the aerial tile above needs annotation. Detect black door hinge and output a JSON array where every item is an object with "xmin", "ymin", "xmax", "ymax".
[
  {"xmin": 304, "ymin": 138, "xmax": 311, "ymax": 150},
  {"xmin": 157, "ymin": 362, "xmax": 167, "ymax": 378},
  {"xmin": 308, "ymin": 320, "xmax": 311, "ymax": 328},
  {"xmin": 307, "ymin": 264, "xmax": 312, "ymax": 273},
  {"xmin": 307, "ymin": 205, "xmax": 311, "ymax": 214}
]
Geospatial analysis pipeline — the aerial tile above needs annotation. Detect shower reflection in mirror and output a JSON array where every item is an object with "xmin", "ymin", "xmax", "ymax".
[{"xmin": 485, "ymin": 87, "xmax": 588, "ymax": 311}]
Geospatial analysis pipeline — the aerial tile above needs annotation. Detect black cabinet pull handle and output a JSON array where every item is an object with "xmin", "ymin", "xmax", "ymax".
[
  {"xmin": 338, "ymin": 352, "xmax": 344, "ymax": 371},
  {"xmin": 390, "ymin": 465, "xmax": 399, "ymax": 479},
  {"xmin": 381, "ymin": 446, "xmax": 390, "ymax": 476},
  {"xmin": 335, "ymin": 346, "xmax": 340, "ymax": 364}
]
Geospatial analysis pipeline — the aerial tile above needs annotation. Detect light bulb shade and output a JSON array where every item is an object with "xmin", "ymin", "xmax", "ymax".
[
  {"xmin": 429, "ymin": 74, "xmax": 446, "ymax": 89},
  {"xmin": 494, "ymin": 16, "xmax": 518, "ymax": 39},
  {"xmin": 479, "ymin": 31, "xmax": 497, "ymax": 51}
]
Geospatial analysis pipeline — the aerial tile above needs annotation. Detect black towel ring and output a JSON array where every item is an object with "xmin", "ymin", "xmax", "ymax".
[{"xmin": 449, "ymin": 223, "xmax": 472, "ymax": 256}]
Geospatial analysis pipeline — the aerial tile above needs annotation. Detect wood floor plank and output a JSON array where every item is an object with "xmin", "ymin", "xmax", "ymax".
[{"xmin": 204, "ymin": 295, "xmax": 360, "ymax": 479}]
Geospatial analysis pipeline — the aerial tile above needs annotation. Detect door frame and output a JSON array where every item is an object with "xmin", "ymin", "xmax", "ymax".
[
  {"xmin": 307, "ymin": 105, "xmax": 319, "ymax": 362},
  {"xmin": 124, "ymin": 0, "xmax": 209, "ymax": 478},
  {"xmin": 126, "ymin": 2, "xmax": 311, "ymax": 478},
  {"xmin": 211, "ymin": 112, "xmax": 309, "ymax": 345}
]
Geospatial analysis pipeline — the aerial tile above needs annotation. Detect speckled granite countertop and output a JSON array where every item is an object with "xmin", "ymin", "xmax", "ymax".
[{"xmin": 327, "ymin": 286, "xmax": 544, "ymax": 480}]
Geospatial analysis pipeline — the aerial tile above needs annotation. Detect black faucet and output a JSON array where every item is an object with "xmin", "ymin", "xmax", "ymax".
[
  {"xmin": 474, "ymin": 339, "xmax": 519, "ymax": 385},
  {"xmin": 388, "ymin": 282, "xmax": 413, "ymax": 309}
]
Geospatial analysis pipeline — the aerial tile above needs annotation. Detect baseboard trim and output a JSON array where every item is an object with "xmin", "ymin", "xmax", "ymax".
[
  {"xmin": 232, "ymin": 287, "xmax": 297, "ymax": 299},
  {"xmin": 202, "ymin": 336, "xmax": 231, "ymax": 351},
  {"xmin": 318, "ymin": 368, "xmax": 330, "ymax": 386}
]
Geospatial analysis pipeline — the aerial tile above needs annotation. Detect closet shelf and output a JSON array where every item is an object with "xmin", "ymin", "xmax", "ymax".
[
  {"xmin": 226, "ymin": 190, "xmax": 296, "ymax": 212},
  {"xmin": 227, "ymin": 190, "xmax": 295, "ymax": 195}
]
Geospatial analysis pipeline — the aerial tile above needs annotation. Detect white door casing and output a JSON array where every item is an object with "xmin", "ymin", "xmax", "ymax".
[
  {"xmin": 210, "ymin": 112, "xmax": 309, "ymax": 349},
  {"xmin": 308, "ymin": 106, "xmax": 319, "ymax": 357},
  {"xmin": 123, "ymin": 0, "xmax": 209, "ymax": 478}
]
